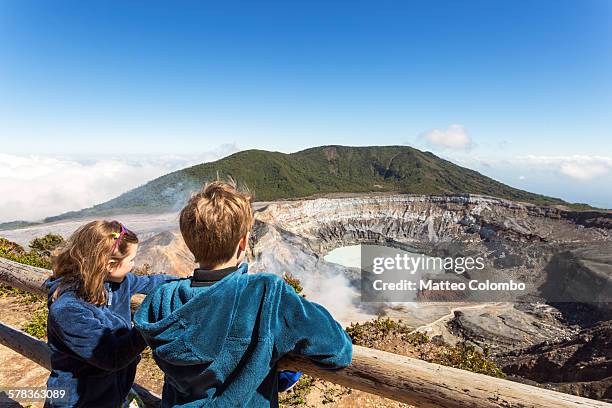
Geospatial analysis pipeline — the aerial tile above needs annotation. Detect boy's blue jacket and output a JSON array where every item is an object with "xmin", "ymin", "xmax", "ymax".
[
  {"xmin": 44, "ymin": 272, "xmax": 173, "ymax": 408},
  {"xmin": 133, "ymin": 263, "xmax": 353, "ymax": 407}
]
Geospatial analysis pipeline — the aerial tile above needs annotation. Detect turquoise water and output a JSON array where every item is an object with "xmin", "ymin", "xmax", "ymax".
[
  {"xmin": 324, "ymin": 244, "xmax": 432, "ymax": 271},
  {"xmin": 323, "ymin": 244, "xmax": 362, "ymax": 269}
]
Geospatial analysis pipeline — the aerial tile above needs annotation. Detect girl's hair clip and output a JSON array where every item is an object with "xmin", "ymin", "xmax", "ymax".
[{"xmin": 111, "ymin": 232, "xmax": 121, "ymax": 239}]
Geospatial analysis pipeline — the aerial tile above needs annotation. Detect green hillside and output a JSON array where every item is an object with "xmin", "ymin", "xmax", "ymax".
[{"xmin": 44, "ymin": 145, "xmax": 576, "ymax": 222}]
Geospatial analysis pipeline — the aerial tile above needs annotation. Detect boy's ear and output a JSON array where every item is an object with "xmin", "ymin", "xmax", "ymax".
[{"xmin": 238, "ymin": 232, "xmax": 250, "ymax": 251}]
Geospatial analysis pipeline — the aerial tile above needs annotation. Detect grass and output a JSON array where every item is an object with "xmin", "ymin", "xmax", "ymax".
[
  {"xmin": 279, "ymin": 375, "xmax": 315, "ymax": 406},
  {"xmin": 22, "ymin": 308, "xmax": 48, "ymax": 340},
  {"xmin": 321, "ymin": 385, "xmax": 350, "ymax": 405},
  {"xmin": 0, "ymin": 283, "xmax": 43, "ymax": 304}
]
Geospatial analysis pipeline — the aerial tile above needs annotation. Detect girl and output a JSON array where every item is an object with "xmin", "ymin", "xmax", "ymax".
[{"xmin": 44, "ymin": 220, "xmax": 173, "ymax": 408}]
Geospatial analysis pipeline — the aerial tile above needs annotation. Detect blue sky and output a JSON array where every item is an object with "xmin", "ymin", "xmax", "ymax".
[{"xmin": 0, "ymin": 1, "xmax": 611, "ymax": 220}]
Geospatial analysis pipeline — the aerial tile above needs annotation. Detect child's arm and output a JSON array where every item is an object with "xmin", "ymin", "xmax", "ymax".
[
  {"xmin": 48, "ymin": 302, "xmax": 147, "ymax": 372},
  {"xmin": 126, "ymin": 272, "xmax": 176, "ymax": 296},
  {"xmin": 272, "ymin": 280, "xmax": 353, "ymax": 369}
]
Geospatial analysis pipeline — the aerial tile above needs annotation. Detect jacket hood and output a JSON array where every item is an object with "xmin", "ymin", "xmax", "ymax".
[
  {"xmin": 133, "ymin": 263, "xmax": 249, "ymax": 366},
  {"xmin": 45, "ymin": 276, "xmax": 61, "ymax": 296},
  {"xmin": 45, "ymin": 276, "xmax": 66, "ymax": 306}
]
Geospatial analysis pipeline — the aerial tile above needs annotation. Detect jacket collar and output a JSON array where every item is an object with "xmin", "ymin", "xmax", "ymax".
[{"xmin": 191, "ymin": 262, "xmax": 248, "ymax": 287}]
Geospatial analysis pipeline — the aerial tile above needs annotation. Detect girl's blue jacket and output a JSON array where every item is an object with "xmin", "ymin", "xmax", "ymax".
[
  {"xmin": 44, "ymin": 272, "xmax": 173, "ymax": 407},
  {"xmin": 133, "ymin": 263, "xmax": 353, "ymax": 408}
]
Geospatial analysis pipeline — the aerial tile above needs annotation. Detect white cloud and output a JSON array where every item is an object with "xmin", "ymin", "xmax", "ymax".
[
  {"xmin": 434, "ymin": 153, "xmax": 612, "ymax": 208},
  {"xmin": 0, "ymin": 144, "xmax": 239, "ymax": 223},
  {"xmin": 515, "ymin": 155, "xmax": 612, "ymax": 181},
  {"xmin": 420, "ymin": 124, "xmax": 472, "ymax": 151},
  {"xmin": 558, "ymin": 162, "xmax": 609, "ymax": 181},
  {"xmin": 450, "ymin": 154, "xmax": 612, "ymax": 181}
]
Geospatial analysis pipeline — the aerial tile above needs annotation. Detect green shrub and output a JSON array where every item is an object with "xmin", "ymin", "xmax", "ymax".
[
  {"xmin": 346, "ymin": 317, "xmax": 418, "ymax": 346},
  {"xmin": 22, "ymin": 308, "xmax": 48, "ymax": 340},
  {"xmin": 0, "ymin": 237, "xmax": 25, "ymax": 255},
  {"xmin": 283, "ymin": 272, "xmax": 303, "ymax": 295},
  {"xmin": 29, "ymin": 234, "xmax": 64, "ymax": 257},
  {"xmin": 430, "ymin": 343, "xmax": 506, "ymax": 378},
  {"xmin": 406, "ymin": 330, "xmax": 430, "ymax": 346},
  {"xmin": 0, "ymin": 237, "xmax": 51, "ymax": 269}
]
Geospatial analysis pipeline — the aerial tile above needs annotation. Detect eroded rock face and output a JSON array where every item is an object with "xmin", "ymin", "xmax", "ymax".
[
  {"xmin": 255, "ymin": 194, "xmax": 610, "ymax": 251},
  {"xmin": 252, "ymin": 194, "xmax": 612, "ymax": 308},
  {"xmin": 496, "ymin": 320, "xmax": 612, "ymax": 401},
  {"xmin": 446, "ymin": 304, "xmax": 576, "ymax": 354}
]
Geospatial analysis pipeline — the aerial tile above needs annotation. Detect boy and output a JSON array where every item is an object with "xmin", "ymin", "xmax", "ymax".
[{"xmin": 134, "ymin": 181, "xmax": 352, "ymax": 407}]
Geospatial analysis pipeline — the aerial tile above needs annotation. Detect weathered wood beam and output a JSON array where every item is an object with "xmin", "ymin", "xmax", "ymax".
[
  {"xmin": 279, "ymin": 349, "xmax": 612, "ymax": 408},
  {"xmin": 1, "ymin": 257, "xmax": 611, "ymax": 408},
  {"xmin": 0, "ymin": 321, "xmax": 51, "ymax": 369},
  {"xmin": 0, "ymin": 258, "xmax": 48, "ymax": 296}
]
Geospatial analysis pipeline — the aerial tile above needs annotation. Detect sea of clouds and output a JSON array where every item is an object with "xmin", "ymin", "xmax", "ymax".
[{"xmin": 0, "ymin": 144, "xmax": 239, "ymax": 223}]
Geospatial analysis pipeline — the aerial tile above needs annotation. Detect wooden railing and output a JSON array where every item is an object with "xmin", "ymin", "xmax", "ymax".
[{"xmin": 1, "ymin": 257, "xmax": 611, "ymax": 408}]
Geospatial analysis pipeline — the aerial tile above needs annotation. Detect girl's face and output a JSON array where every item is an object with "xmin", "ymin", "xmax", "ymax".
[{"xmin": 107, "ymin": 243, "xmax": 138, "ymax": 283}]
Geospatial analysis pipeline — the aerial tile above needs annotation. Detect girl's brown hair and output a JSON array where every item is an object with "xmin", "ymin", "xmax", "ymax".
[{"xmin": 51, "ymin": 220, "xmax": 138, "ymax": 305}]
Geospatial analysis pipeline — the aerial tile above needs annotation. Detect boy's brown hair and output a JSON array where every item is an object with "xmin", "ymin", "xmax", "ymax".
[{"xmin": 180, "ymin": 179, "xmax": 253, "ymax": 268}]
